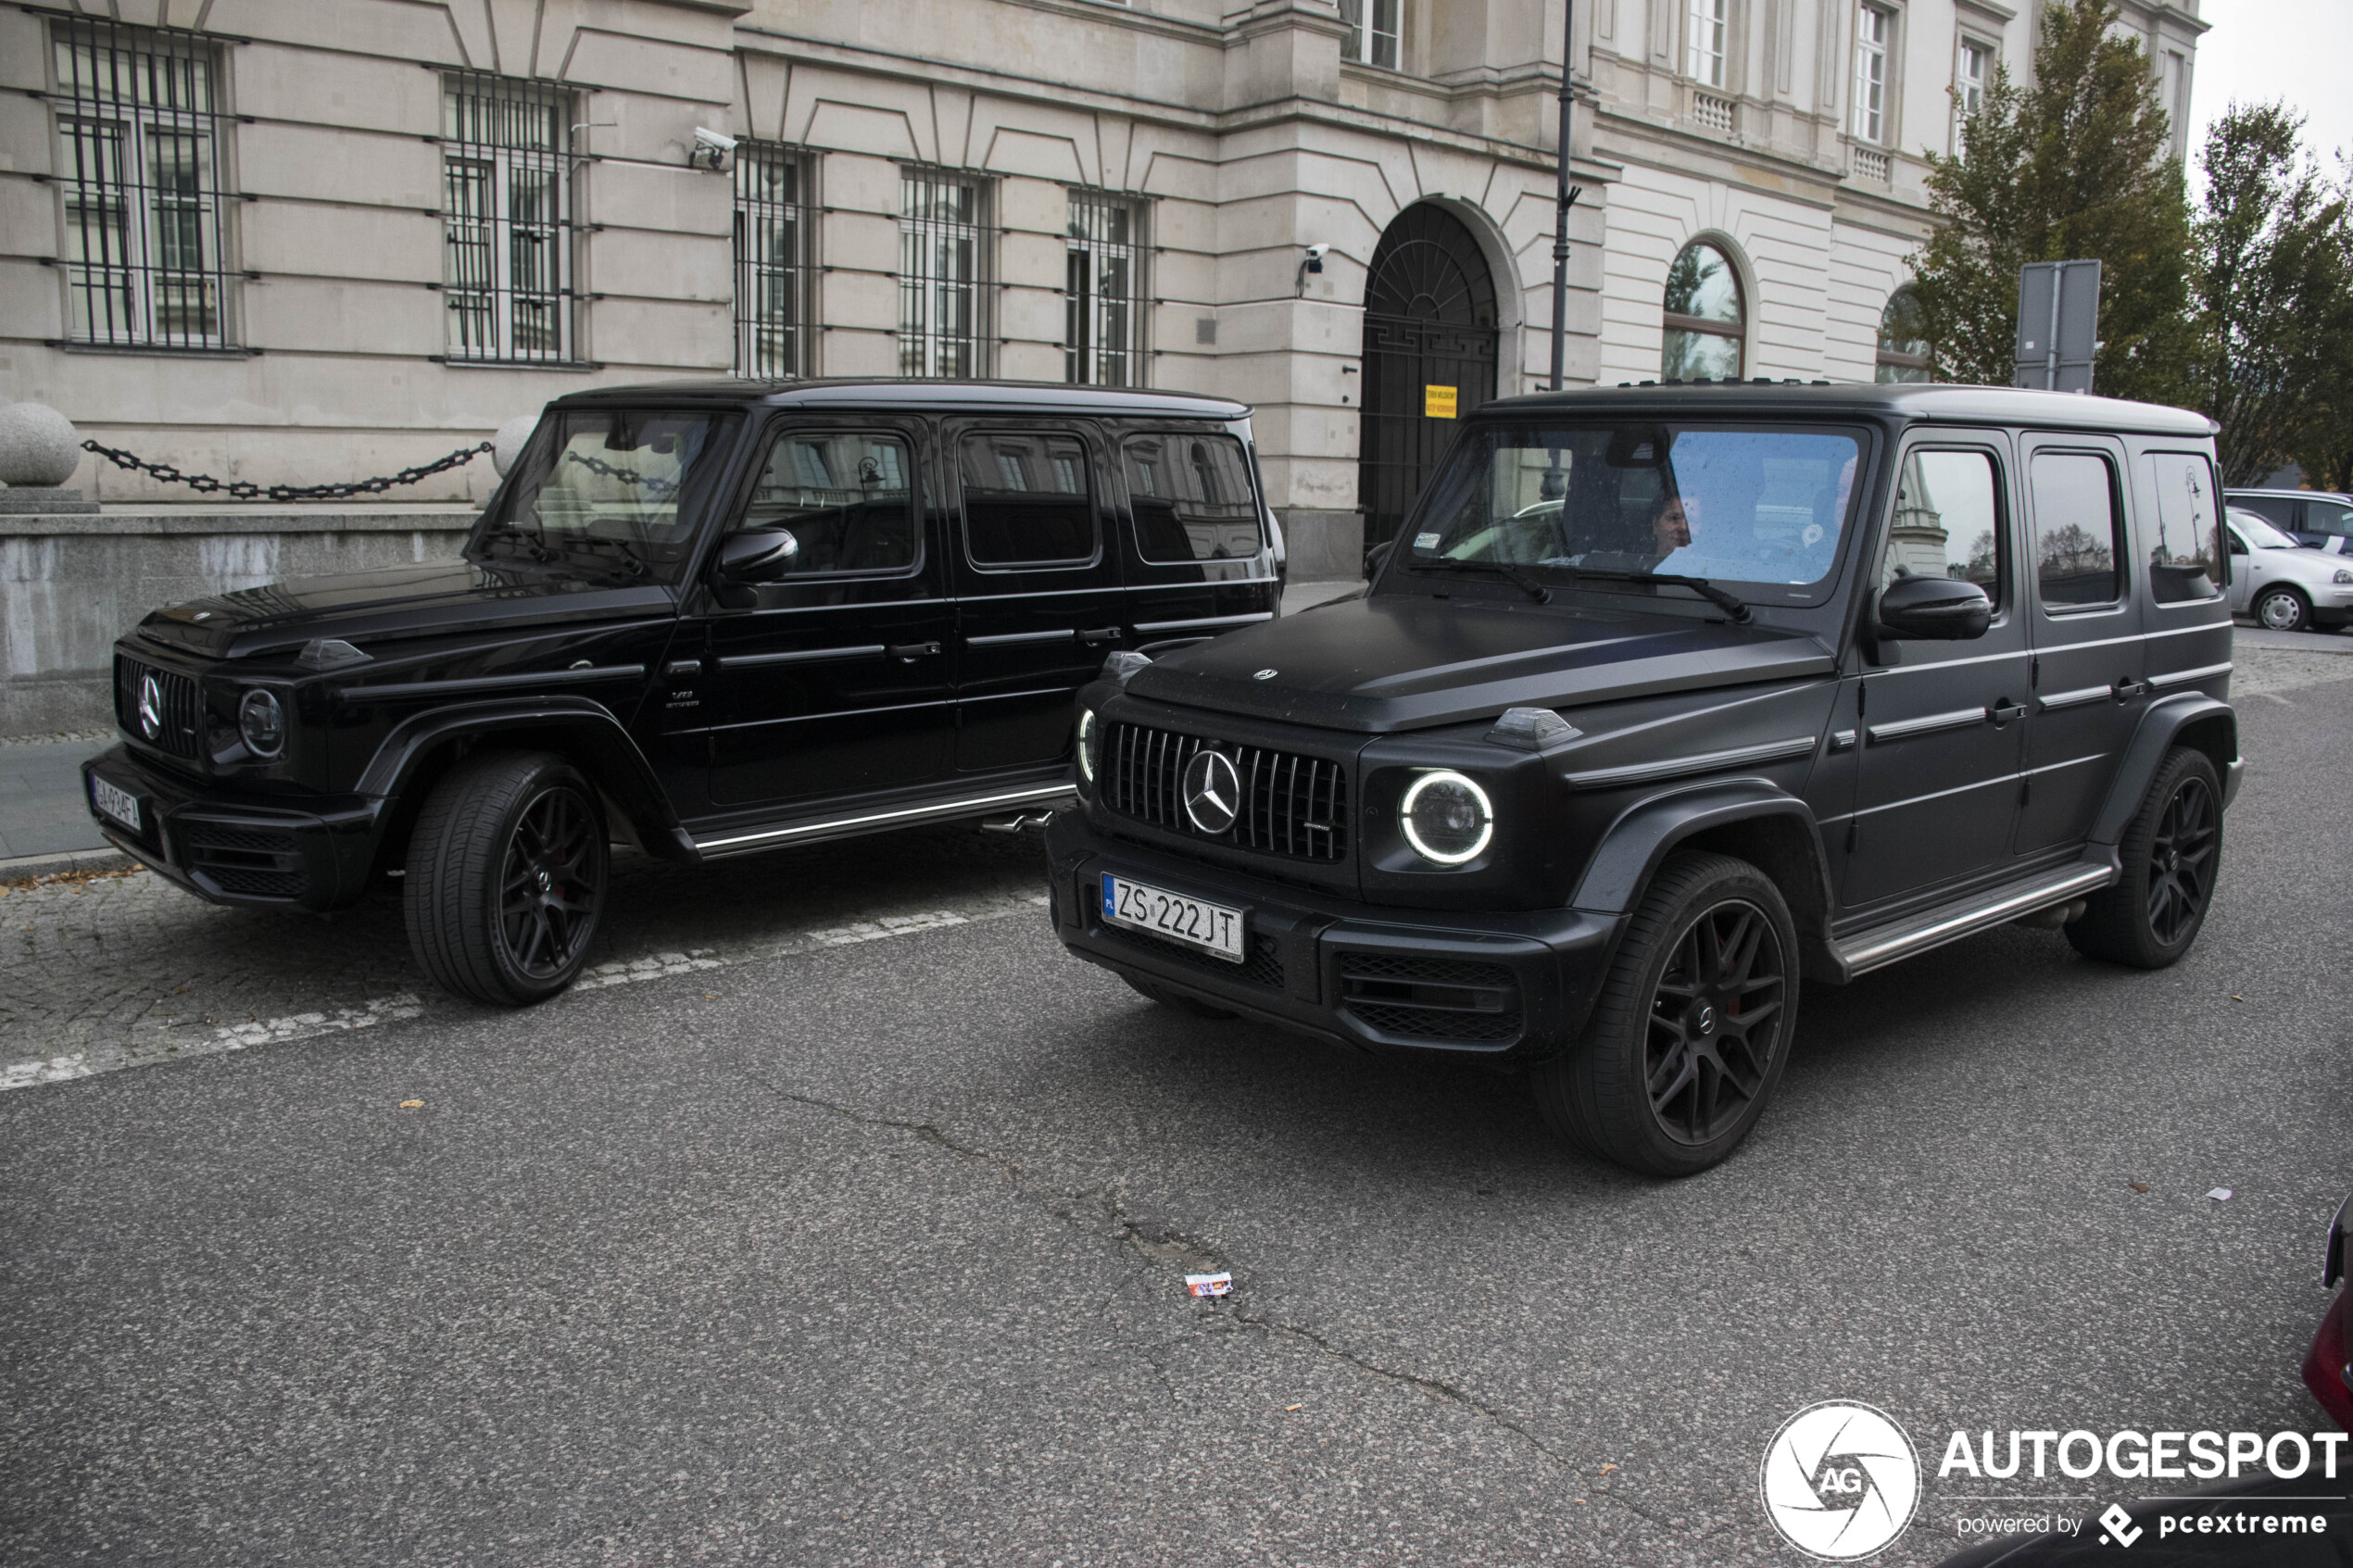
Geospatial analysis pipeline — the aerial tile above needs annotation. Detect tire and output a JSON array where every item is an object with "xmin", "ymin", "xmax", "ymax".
[
  {"xmin": 2065, "ymin": 746, "xmax": 2221, "ymax": 970},
  {"xmin": 1122, "ymin": 974, "xmax": 1236, "ymax": 1020},
  {"xmin": 1531, "ymin": 851, "xmax": 1798, "ymax": 1176},
  {"xmin": 404, "ymin": 750, "xmax": 609, "ymax": 1005},
  {"xmin": 2253, "ymin": 585, "xmax": 2310, "ymax": 633}
]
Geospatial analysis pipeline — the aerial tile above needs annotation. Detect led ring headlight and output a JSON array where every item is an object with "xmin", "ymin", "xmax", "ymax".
[
  {"xmin": 1400, "ymin": 770, "xmax": 1492, "ymax": 865},
  {"xmin": 1076, "ymin": 708, "xmax": 1097, "ymax": 784},
  {"xmin": 238, "ymin": 688, "xmax": 286, "ymax": 759}
]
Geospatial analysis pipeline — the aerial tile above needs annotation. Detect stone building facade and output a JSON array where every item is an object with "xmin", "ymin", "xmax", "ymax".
[{"xmin": 3, "ymin": 0, "xmax": 2204, "ymax": 581}]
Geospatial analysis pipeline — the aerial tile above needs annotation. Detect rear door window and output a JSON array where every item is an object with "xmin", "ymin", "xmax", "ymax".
[
  {"xmin": 1122, "ymin": 433, "xmax": 1264, "ymax": 563},
  {"xmin": 958, "ymin": 430, "xmax": 1098, "ymax": 567},
  {"xmin": 2029, "ymin": 451, "xmax": 2127, "ymax": 608}
]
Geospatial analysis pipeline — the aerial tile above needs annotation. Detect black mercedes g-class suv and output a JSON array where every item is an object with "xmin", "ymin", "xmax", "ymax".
[
  {"xmin": 1046, "ymin": 383, "xmax": 2239, "ymax": 1174},
  {"xmin": 82, "ymin": 381, "xmax": 1281, "ymax": 1004}
]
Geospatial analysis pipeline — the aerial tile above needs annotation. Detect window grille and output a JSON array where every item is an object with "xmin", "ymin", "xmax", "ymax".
[
  {"xmin": 441, "ymin": 73, "xmax": 577, "ymax": 365},
  {"xmin": 49, "ymin": 17, "xmax": 234, "ymax": 349},
  {"xmin": 734, "ymin": 144, "xmax": 813, "ymax": 378},
  {"xmin": 899, "ymin": 169, "xmax": 990, "ymax": 379},
  {"xmin": 1340, "ymin": 0, "xmax": 1401, "ymax": 69},
  {"xmin": 1852, "ymin": 6, "xmax": 1892, "ymax": 144},
  {"xmin": 1685, "ymin": 0, "xmax": 1728, "ymax": 89},
  {"xmin": 1066, "ymin": 192, "xmax": 1144, "ymax": 387}
]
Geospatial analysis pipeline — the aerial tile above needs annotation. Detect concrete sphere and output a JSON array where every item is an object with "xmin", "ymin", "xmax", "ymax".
[
  {"xmin": 0, "ymin": 403, "xmax": 82, "ymax": 488},
  {"xmin": 491, "ymin": 413, "xmax": 542, "ymax": 478}
]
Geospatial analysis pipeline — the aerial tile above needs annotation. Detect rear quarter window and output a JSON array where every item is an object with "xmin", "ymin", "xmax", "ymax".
[
  {"xmin": 1122, "ymin": 433, "xmax": 1263, "ymax": 563},
  {"xmin": 2142, "ymin": 452, "xmax": 2223, "ymax": 602}
]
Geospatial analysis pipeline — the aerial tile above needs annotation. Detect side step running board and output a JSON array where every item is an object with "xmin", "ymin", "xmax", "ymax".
[
  {"xmin": 695, "ymin": 783, "xmax": 1076, "ymax": 859},
  {"xmin": 1832, "ymin": 862, "xmax": 2116, "ymax": 978}
]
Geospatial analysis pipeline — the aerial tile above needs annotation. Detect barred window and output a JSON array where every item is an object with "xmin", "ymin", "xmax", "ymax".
[
  {"xmin": 734, "ymin": 144, "xmax": 813, "ymax": 379},
  {"xmin": 899, "ymin": 169, "xmax": 989, "ymax": 378},
  {"xmin": 441, "ymin": 73, "xmax": 578, "ymax": 365},
  {"xmin": 50, "ymin": 18, "xmax": 234, "ymax": 349},
  {"xmin": 1065, "ymin": 193, "xmax": 1144, "ymax": 388}
]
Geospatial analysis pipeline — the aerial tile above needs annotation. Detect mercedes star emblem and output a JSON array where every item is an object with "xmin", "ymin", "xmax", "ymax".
[
  {"xmin": 136, "ymin": 672, "xmax": 164, "ymax": 741},
  {"xmin": 1253, "ymin": 668, "xmax": 1278, "ymax": 681},
  {"xmin": 1181, "ymin": 749, "xmax": 1241, "ymax": 835}
]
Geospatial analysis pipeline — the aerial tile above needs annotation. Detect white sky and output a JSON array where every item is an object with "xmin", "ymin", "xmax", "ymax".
[{"xmin": 2185, "ymin": 0, "xmax": 2353, "ymax": 177}]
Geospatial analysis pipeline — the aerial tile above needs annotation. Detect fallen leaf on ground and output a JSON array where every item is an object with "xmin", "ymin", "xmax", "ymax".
[
  {"xmin": 2129, "ymin": 1182, "xmax": 2150, "ymax": 1193},
  {"xmin": 1284, "ymin": 1404, "xmax": 1302, "ymax": 1411},
  {"xmin": 398, "ymin": 1099, "xmax": 424, "ymax": 1109},
  {"xmin": 1601, "ymin": 1463, "xmax": 1618, "ymax": 1473}
]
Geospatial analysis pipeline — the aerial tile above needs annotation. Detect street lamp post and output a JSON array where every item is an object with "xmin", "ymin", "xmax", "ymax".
[{"xmin": 1548, "ymin": 0, "xmax": 1582, "ymax": 393}]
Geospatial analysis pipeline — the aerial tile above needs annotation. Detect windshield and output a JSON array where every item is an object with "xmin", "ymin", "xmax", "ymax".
[
  {"xmin": 2228, "ymin": 509, "xmax": 2299, "ymax": 550},
  {"xmin": 1402, "ymin": 423, "xmax": 1864, "ymax": 605},
  {"xmin": 475, "ymin": 409, "xmax": 743, "ymax": 582}
]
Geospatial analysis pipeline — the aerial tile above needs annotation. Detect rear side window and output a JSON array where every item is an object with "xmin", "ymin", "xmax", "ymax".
[
  {"xmin": 2142, "ymin": 452, "xmax": 2223, "ymax": 602},
  {"xmin": 1882, "ymin": 448, "xmax": 2005, "ymax": 606},
  {"xmin": 1123, "ymin": 433, "xmax": 1263, "ymax": 563},
  {"xmin": 2029, "ymin": 452, "xmax": 2126, "ymax": 608},
  {"xmin": 738, "ymin": 431, "xmax": 918, "ymax": 576},
  {"xmin": 2303, "ymin": 497, "xmax": 2353, "ymax": 541},
  {"xmin": 959, "ymin": 431, "xmax": 1097, "ymax": 567},
  {"xmin": 2231, "ymin": 494, "xmax": 2296, "ymax": 528}
]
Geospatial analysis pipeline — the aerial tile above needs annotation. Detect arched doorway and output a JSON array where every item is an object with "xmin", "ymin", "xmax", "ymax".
[{"xmin": 1356, "ymin": 203, "xmax": 1499, "ymax": 551}]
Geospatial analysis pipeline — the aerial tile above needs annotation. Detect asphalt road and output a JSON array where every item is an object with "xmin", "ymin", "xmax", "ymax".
[{"xmin": 4, "ymin": 647, "xmax": 2350, "ymax": 1566}]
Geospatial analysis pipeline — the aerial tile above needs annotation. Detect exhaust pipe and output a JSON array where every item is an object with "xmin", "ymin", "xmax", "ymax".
[
  {"xmin": 2010, "ymin": 897, "xmax": 2088, "ymax": 931},
  {"xmin": 978, "ymin": 811, "xmax": 1055, "ymax": 834}
]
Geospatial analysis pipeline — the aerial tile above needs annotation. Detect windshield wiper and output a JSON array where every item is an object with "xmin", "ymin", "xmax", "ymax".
[
  {"xmin": 1553, "ymin": 565, "xmax": 1750, "ymax": 622},
  {"xmin": 1410, "ymin": 556, "xmax": 1552, "ymax": 605}
]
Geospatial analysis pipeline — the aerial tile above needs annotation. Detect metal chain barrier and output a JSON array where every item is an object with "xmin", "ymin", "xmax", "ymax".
[
  {"xmin": 80, "ymin": 437, "xmax": 494, "ymax": 504},
  {"xmin": 562, "ymin": 449, "xmax": 679, "ymax": 497}
]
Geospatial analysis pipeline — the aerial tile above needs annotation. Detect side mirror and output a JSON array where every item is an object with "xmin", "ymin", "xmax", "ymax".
[
  {"xmin": 1363, "ymin": 540, "xmax": 1393, "ymax": 582},
  {"xmin": 716, "ymin": 528, "xmax": 799, "ymax": 583},
  {"xmin": 1876, "ymin": 573, "xmax": 1993, "ymax": 641}
]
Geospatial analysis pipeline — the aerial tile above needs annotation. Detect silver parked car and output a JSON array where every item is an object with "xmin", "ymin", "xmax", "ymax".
[{"xmin": 2226, "ymin": 508, "xmax": 2353, "ymax": 632}]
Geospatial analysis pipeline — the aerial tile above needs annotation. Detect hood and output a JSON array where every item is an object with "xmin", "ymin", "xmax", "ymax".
[
  {"xmin": 1127, "ymin": 592, "xmax": 1837, "ymax": 733},
  {"xmin": 134, "ymin": 560, "xmax": 675, "ymax": 660}
]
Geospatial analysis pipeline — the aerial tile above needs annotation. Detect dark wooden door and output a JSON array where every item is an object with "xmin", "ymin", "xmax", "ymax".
[{"xmin": 1356, "ymin": 204, "xmax": 1499, "ymax": 553}]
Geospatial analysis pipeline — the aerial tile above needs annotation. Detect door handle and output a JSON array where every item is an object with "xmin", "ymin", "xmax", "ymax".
[
  {"xmin": 1079, "ymin": 626, "xmax": 1122, "ymax": 645},
  {"xmin": 2111, "ymin": 676, "xmax": 2146, "ymax": 701},
  {"xmin": 1987, "ymin": 700, "xmax": 2027, "ymax": 725},
  {"xmin": 887, "ymin": 642, "xmax": 941, "ymax": 660}
]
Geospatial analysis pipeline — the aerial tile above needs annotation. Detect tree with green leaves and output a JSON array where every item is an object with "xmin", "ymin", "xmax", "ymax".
[
  {"xmin": 1908, "ymin": 0, "xmax": 2193, "ymax": 404},
  {"xmin": 2186, "ymin": 104, "xmax": 2353, "ymax": 484}
]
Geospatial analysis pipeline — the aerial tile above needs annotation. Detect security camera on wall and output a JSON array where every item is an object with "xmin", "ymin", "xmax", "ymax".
[
  {"xmin": 689, "ymin": 126, "xmax": 736, "ymax": 171},
  {"xmin": 1302, "ymin": 243, "xmax": 1330, "ymax": 274}
]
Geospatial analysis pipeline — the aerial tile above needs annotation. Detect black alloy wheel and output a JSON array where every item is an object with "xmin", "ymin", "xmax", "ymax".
[
  {"xmin": 1643, "ymin": 898, "xmax": 1787, "ymax": 1147},
  {"xmin": 2067, "ymin": 746, "xmax": 2223, "ymax": 969},
  {"xmin": 1532, "ymin": 851, "xmax": 1799, "ymax": 1176},
  {"xmin": 406, "ymin": 751, "xmax": 610, "ymax": 1005},
  {"xmin": 499, "ymin": 784, "xmax": 602, "ymax": 981}
]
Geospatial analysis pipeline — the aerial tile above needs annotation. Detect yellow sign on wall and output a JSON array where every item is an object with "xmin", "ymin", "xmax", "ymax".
[{"xmin": 1424, "ymin": 384, "xmax": 1458, "ymax": 419}]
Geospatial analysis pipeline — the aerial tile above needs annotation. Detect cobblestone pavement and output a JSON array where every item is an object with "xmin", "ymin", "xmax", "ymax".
[{"xmin": 6, "ymin": 644, "xmax": 2346, "ymax": 1096}]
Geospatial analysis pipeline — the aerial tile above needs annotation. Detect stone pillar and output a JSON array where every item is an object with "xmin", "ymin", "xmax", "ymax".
[{"xmin": 0, "ymin": 405, "xmax": 98, "ymax": 516}]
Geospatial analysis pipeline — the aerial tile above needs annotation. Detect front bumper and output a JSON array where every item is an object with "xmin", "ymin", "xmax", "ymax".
[
  {"xmin": 82, "ymin": 744, "xmax": 387, "ymax": 912},
  {"xmin": 1044, "ymin": 809, "xmax": 1623, "ymax": 1060}
]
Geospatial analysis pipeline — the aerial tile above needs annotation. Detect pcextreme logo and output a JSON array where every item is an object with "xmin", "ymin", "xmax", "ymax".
[{"xmin": 1760, "ymin": 1401, "xmax": 1923, "ymax": 1561}]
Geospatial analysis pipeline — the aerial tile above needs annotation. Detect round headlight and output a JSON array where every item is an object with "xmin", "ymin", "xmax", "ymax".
[
  {"xmin": 238, "ymin": 688, "xmax": 285, "ymax": 758},
  {"xmin": 2334, "ymin": 568, "xmax": 2352, "ymax": 584},
  {"xmin": 1076, "ymin": 708, "xmax": 1097, "ymax": 784},
  {"xmin": 1400, "ymin": 770, "xmax": 1492, "ymax": 865}
]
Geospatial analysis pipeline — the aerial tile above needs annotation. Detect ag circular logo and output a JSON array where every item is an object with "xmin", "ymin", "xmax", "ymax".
[
  {"xmin": 1180, "ymin": 748, "xmax": 1240, "ymax": 835},
  {"xmin": 1758, "ymin": 1400, "xmax": 1919, "ymax": 1561}
]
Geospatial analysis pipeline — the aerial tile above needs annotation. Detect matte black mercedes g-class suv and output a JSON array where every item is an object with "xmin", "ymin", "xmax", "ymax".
[
  {"xmin": 1046, "ymin": 383, "xmax": 2239, "ymax": 1174},
  {"xmin": 82, "ymin": 381, "xmax": 1281, "ymax": 1004}
]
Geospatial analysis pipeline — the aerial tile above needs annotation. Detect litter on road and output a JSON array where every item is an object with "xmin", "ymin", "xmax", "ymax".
[{"xmin": 1185, "ymin": 1273, "xmax": 1232, "ymax": 1298}]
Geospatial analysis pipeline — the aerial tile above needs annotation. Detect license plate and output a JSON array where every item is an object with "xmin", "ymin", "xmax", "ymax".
[
  {"xmin": 1101, "ymin": 872, "xmax": 1246, "ymax": 962},
  {"xmin": 90, "ymin": 775, "xmax": 142, "ymax": 832}
]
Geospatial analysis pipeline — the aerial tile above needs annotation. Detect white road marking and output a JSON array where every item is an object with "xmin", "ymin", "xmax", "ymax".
[
  {"xmin": 210, "ymin": 994, "xmax": 425, "ymax": 1049},
  {"xmin": 1, "ymin": 1053, "xmax": 92, "ymax": 1091}
]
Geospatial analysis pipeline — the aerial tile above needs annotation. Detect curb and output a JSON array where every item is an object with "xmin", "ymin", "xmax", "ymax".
[{"xmin": 0, "ymin": 847, "xmax": 136, "ymax": 883}]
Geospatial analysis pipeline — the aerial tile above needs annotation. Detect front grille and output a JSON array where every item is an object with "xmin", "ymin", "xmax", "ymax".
[
  {"xmin": 115, "ymin": 655, "xmax": 205, "ymax": 760},
  {"xmin": 1102, "ymin": 721, "xmax": 1348, "ymax": 862},
  {"xmin": 1102, "ymin": 922, "xmax": 1286, "ymax": 989},
  {"xmin": 1338, "ymin": 953, "xmax": 1521, "ymax": 1044},
  {"xmin": 182, "ymin": 822, "xmax": 307, "ymax": 900}
]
